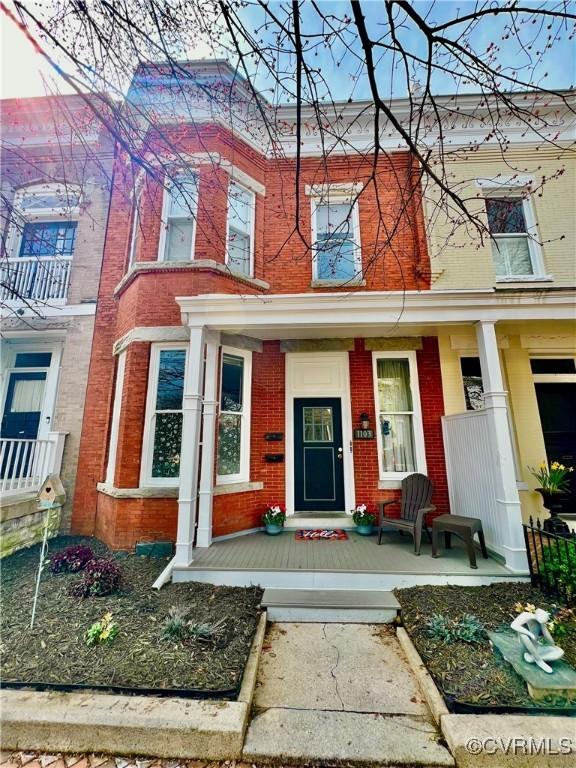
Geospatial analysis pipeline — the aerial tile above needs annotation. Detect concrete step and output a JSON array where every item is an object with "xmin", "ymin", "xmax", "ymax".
[{"xmin": 262, "ymin": 588, "xmax": 401, "ymax": 623}]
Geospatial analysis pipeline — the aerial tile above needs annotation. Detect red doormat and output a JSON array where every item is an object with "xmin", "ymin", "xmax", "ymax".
[{"xmin": 295, "ymin": 529, "xmax": 349, "ymax": 541}]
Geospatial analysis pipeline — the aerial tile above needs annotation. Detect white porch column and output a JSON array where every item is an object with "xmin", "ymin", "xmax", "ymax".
[
  {"xmin": 174, "ymin": 326, "xmax": 206, "ymax": 567},
  {"xmin": 475, "ymin": 321, "xmax": 527, "ymax": 572},
  {"xmin": 196, "ymin": 331, "xmax": 220, "ymax": 548}
]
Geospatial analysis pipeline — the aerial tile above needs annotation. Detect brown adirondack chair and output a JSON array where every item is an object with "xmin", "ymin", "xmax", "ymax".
[{"xmin": 377, "ymin": 473, "xmax": 435, "ymax": 555}]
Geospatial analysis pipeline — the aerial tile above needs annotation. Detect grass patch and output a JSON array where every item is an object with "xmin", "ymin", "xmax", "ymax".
[
  {"xmin": 1, "ymin": 536, "xmax": 262, "ymax": 695},
  {"xmin": 396, "ymin": 583, "xmax": 576, "ymax": 710}
]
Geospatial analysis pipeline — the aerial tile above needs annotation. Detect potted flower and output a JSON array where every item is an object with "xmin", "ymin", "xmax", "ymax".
[
  {"xmin": 529, "ymin": 461, "xmax": 574, "ymax": 534},
  {"xmin": 352, "ymin": 504, "xmax": 376, "ymax": 536},
  {"xmin": 263, "ymin": 504, "xmax": 286, "ymax": 535}
]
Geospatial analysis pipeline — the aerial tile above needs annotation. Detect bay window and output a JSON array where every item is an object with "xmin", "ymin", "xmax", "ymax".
[
  {"xmin": 227, "ymin": 181, "xmax": 254, "ymax": 276},
  {"xmin": 312, "ymin": 196, "xmax": 361, "ymax": 282},
  {"xmin": 372, "ymin": 351, "xmax": 426, "ymax": 480},
  {"xmin": 217, "ymin": 348, "xmax": 251, "ymax": 484},
  {"xmin": 159, "ymin": 173, "xmax": 199, "ymax": 261},
  {"xmin": 142, "ymin": 345, "xmax": 187, "ymax": 485}
]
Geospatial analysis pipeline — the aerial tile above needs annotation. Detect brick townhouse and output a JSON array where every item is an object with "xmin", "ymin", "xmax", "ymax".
[{"xmin": 70, "ymin": 62, "xmax": 575, "ymax": 585}]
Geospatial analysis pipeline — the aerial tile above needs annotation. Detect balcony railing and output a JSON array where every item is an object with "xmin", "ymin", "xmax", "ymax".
[
  {"xmin": 1, "ymin": 256, "xmax": 72, "ymax": 302},
  {"xmin": 0, "ymin": 432, "xmax": 67, "ymax": 497}
]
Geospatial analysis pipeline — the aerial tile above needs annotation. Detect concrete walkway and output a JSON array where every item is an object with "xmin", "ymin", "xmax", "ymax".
[{"xmin": 243, "ymin": 622, "xmax": 454, "ymax": 766}]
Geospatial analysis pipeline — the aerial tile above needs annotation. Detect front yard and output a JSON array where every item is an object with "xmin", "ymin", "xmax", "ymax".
[
  {"xmin": 1, "ymin": 536, "xmax": 262, "ymax": 696},
  {"xmin": 396, "ymin": 583, "xmax": 576, "ymax": 711}
]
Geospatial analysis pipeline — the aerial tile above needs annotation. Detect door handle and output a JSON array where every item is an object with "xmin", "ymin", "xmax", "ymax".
[{"xmin": 337, "ymin": 447, "xmax": 343, "ymax": 460}]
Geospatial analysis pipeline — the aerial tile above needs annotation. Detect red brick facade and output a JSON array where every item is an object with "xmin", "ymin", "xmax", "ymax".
[{"xmin": 72, "ymin": 119, "xmax": 448, "ymax": 549}]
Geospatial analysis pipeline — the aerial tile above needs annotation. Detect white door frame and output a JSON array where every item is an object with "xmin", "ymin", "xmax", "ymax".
[
  {"xmin": 0, "ymin": 340, "xmax": 62, "ymax": 440},
  {"xmin": 285, "ymin": 351, "xmax": 355, "ymax": 515}
]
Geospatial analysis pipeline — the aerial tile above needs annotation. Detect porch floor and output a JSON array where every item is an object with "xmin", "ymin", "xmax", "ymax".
[{"xmin": 173, "ymin": 529, "xmax": 524, "ymax": 589}]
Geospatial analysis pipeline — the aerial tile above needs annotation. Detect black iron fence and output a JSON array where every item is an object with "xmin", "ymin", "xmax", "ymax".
[{"xmin": 523, "ymin": 516, "xmax": 576, "ymax": 606}]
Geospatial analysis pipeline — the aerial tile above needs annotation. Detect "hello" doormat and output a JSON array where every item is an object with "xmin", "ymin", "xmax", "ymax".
[{"xmin": 295, "ymin": 529, "xmax": 349, "ymax": 541}]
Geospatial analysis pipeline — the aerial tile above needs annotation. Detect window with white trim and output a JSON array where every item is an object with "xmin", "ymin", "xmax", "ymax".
[
  {"xmin": 217, "ymin": 348, "xmax": 251, "ymax": 484},
  {"xmin": 311, "ymin": 196, "xmax": 362, "ymax": 281},
  {"xmin": 485, "ymin": 196, "xmax": 543, "ymax": 279},
  {"xmin": 227, "ymin": 181, "xmax": 254, "ymax": 276},
  {"xmin": 141, "ymin": 345, "xmax": 187, "ymax": 485},
  {"xmin": 372, "ymin": 351, "xmax": 426, "ymax": 479},
  {"xmin": 159, "ymin": 173, "xmax": 199, "ymax": 261}
]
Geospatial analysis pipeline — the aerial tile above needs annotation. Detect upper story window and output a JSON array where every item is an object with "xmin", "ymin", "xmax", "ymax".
[
  {"xmin": 1, "ymin": 183, "xmax": 81, "ymax": 303},
  {"xmin": 159, "ymin": 173, "xmax": 199, "ymax": 261},
  {"xmin": 227, "ymin": 181, "xmax": 254, "ymax": 277},
  {"xmin": 372, "ymin": 351, "xmax": 426, "ymax": 481},
  {"xmin": 484, "ymin": 194, "xmax": 545, "ymax": 280},
  {"xmin": 312, "ymin": 196, "xmax": 361, "ymax": 282}
]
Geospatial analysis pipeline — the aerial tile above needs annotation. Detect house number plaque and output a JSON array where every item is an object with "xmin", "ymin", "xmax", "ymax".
[
  {"xmin": 264, "ymin": 432, "xmax": 284, "ymax": 442},
  {"xmin": 353, "ymin": 428, "xmax": 374, "ymax": 440}
]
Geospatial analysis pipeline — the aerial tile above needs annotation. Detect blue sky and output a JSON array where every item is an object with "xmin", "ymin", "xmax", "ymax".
[{"xmin": 2, "ymin": 1, "xmax": 574, "ymax": 101}]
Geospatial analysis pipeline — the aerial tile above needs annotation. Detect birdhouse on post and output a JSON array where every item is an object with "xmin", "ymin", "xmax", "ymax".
[{"xmin": 38, "ymin": 474, "xmax": 66, "ymax": 510}]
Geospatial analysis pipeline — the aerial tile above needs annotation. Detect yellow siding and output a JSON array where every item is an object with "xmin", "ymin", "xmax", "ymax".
[
  {"xmin": 438, "ymin": 323, "xmax": 576, "ymax": 523},
  {"xmin": 425, "ymin": 146, "xmax": 576, "ymax": 290}
]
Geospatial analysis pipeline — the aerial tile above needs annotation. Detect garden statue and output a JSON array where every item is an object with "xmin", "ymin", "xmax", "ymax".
[{"xmin": 510, "ymin": 608, "xmax": 565, "ymax": 674}]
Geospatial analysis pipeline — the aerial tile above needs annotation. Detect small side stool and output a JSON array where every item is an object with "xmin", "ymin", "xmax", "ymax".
[{"xmin": 432, "ymin": 514, "xmax": 488, "ymax": 569}]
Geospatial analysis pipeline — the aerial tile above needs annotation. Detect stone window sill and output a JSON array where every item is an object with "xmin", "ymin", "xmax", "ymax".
[
  {"xmin": 214, "ymin": 481, "xmax": 264, "ymax": 496},
  {"xmin": 96, "ymin": 483, "xmax": 178, "ymax": 498},
  {"xmin": 495, "ymin": 275, "xmax": 553, "ymax": 286},
  {"xmin": 310, "ymin": 278, "xmax": 366, "ymax": 289}
]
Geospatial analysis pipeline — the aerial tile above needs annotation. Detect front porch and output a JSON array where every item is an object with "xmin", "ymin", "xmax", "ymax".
[{"xmin": 172, "ymin": 528, "xmax": 522, "ymax": 589}]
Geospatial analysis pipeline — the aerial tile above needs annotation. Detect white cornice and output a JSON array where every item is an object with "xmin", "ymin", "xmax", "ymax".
[{"xmin": 177, "ymin": 289, "xmax": 576, "ymax": 333}]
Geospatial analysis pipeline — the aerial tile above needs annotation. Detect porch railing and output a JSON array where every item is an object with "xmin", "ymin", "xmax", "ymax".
[
  {"xmin": 442, "ymin": 409, "xmax": 504, "ymax": 558},
  {"xmin": 523, "ymin": 516, "xmax": 576, "ymax": 606},
  {"xmin": 0, "ymin": 432, "xmax": 67, "ymax": 497},
  {"xmin": 1, "ymin": 256, "xmax": 72, "ymax": 302}
]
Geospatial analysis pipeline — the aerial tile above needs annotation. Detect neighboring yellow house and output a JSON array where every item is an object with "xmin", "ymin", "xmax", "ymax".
[{"xmin": 424, "ymin": 95, "xmax": 576, "ymax": 524}]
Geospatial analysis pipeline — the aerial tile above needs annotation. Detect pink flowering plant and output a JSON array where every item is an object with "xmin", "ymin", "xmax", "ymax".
[
  {"xmin": 352, "ymin": 503, "xmax": 376, "ymax": 527},
  {"xmin": 262, "ymin": 503, "xmax": 286, "ymax": 527}
]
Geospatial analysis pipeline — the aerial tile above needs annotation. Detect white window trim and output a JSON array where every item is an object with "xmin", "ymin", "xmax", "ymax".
[
  {"xmin": 225, "ymin": 180, "xmax": 255, "ymax": 278},
  {"xmin": 105, "ymin": 350, "xmax": 126, "ymax": 485},
  {"xmin": 372, "ymin": 350, "xmax": 427, "ymax": 481},
  {"xmin": 216, "ymin": 346, "xmax": 252, "ymax": 486},
  {"xmin": 157, "ymin": 173, "xmax": 198, "ymax": 262},
  {"xmin": 310, "ymin": 193, "xmax": 363, "ymax": 283},
  {"xmin": 480, "ymin": 183, "xmax": 546, "ymax": 281},
  {"xmin": 140, "ymin": 342, "xmax": 188, "ymax": 487},
  {"xmin": 7, "ymin": 183, "xmax": 82, "ymax": 259},
  {"xmin": 531, "ymin": 356, "xmax": 576, "ymax": 384}
]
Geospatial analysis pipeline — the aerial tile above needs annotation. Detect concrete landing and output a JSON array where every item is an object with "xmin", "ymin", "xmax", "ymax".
[{"xmin": 243, "ymin": 622, "xmax": 454, "ymax": 765}]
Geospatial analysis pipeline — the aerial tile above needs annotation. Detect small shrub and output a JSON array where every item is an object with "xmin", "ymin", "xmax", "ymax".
[
  {"xmin": 424, "ymin": 613, "xmax": 485, "ymax": 645},
  {"xmin": 50, "ymin": 545, "xmax": 94, "ymax": 574},
  {"xmin": 187, "ymin": 617, "xmax": 228, "ymax": 645},
  {"xmin": 162, "ymin": 606, "xmax": 189, "ymax": 641},
  {"xmin": 541, "ymin": 541, "xmax": 576, "ymax": 600},
  {"xmin": 86, "ymin": 612, "xmax": 119, "ymax": 646},
  {"xmin": 69, "ymin": 558, "xmax": 122, "ymax": 598}
]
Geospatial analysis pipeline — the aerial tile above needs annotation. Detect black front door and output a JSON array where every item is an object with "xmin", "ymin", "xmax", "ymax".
[
  {"xmin": 535, "ymin": 383, "xmax": 576, "ymax": 500},
  {"xmin": 294, "ymin": 397, "xmax": 345, "ymax": 512},
  {"xmin": 1, "ymin": 371, "xmax": 46, "ymax": 479}
]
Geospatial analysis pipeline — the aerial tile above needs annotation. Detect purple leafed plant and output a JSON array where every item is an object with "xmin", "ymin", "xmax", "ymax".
[
  {"xmin": 69, "ymin": 558, "xmax": 122, "ymax": 598},
  {"xmin": 50, "ymin": 545, "xmax": 94, "ymax": 574}
]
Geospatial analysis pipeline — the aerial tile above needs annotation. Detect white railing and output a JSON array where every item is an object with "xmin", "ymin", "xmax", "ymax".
[
  {"xmin": 0, "ymin": 432, "xmax": 67, "ymax": 497},
  {"xmin": 1, "ymin": 256, "xmax": 72, "ymax": 302},
  {"xmin": 442, "ymin": 410, "xmax": 507, "ymax": 561}
]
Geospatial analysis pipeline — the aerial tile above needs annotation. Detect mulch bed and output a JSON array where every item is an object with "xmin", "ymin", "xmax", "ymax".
[
  {"xmin": 396, "ymin": 583, "xmax": 576, "ymax": 711},
  {"xmin": 1, "ymin": 536, "xmax": 262, "ymax": 695}
]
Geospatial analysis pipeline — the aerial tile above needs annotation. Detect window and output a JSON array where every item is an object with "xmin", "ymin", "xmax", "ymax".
[
  {"xmin": 372, "ymin": 352, "xmax": 426, "ymax": 479},
  {"xmin": 530, "ymin": 358, "xmax": 576, "ymax": 375},
  {"xmin": 460, "ymin": 357, "xmax": 484, "ymax": 411},
  {"xmin": 227, "ymin": 182, "xmax": 254, "ymax": 276},
  {"xmin": 312, "ymin": 197, "xmax": 361, "ymax": 281},
  {"xmin": 142, "ymin": 346, "xmax": 187, "ymax": 485},
  {"xmin": 19, "ymin": 221, "xmax": 77, "ymax": 259},
  {"xmin": 485, "ymin": 197, "xmax": 541, "ymax": 278},
  {"xmin": 160, "ymin": 173, "xmax": 199, "ymax": 261},
  {"xmin": 217, "ymin": 349, "xmax": 251, "ymax": 484}
]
